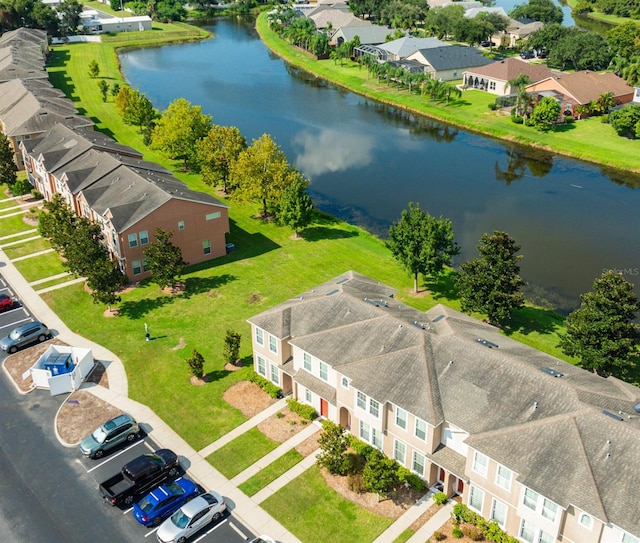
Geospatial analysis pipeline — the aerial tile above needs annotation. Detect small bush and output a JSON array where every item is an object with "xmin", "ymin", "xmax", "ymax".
[
  {"xmin": 433, "ymin": 491, "xmax": 448, "ymax": 505},
  {"xmin": 342, "ymin": 451, "xmax": 365, "ymax": 475},
  {"xmin": 348, "ymin": 436, "xmax": 376, "ymax": 460},
  {"xmin": 347, "ymin": 472, "xmax": 366, "ymax": 493},
  {"xmin": 397, "ymin": 466, "xmax": 427, "ymax": 492},
  {"xmin": 186, "ymin": 349, "xmax": 205, "ymax": 379},
  {"xmin": 248, "ymin": 372, "xmax": 282, "ymax": 398},
  {"xmin": 10, "ymin": 178, "xmax": 32, "ymax": 196},
  {"xmin": 462, "ymin": 525, "xmax": 484, "ymax": 541},
  {"xmin": 31, "ymin": 190, "xmax": 43, "ymax": 200},
  {"xmin": 276, "ymin": 411, "xmax": 285, "ymax": 419},
  {"xmin": 286, "ymin": 397, "xmax": 317, "ymax": 420},
  {"xmin": 510, "ymin": 114, "xmax": 524, "ymax": 125},
  {"xmin": 452, "ymin": 526, "xmax": 464, "ymax": 539},
  {"xmin": 432, "ymin": 531, "xmax": 446, "ymax": 541}
]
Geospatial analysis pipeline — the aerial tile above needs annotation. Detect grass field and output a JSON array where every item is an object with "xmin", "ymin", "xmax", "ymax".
[
  {"xmin": 13, "ymin": 252, "xmax": 67, "ymax": 283},
  {"xmin": 206, "ymin": 427, "xmax": 280, "ymax": 478},
  {"xmin": 238, "ymin": 449, "xmax": 304, "ymax": 496}
]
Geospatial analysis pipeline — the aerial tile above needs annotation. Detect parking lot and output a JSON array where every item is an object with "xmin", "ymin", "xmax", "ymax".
[{"xmin": 0, "ymin": 273, "xmax": 38, "ymax": 344}]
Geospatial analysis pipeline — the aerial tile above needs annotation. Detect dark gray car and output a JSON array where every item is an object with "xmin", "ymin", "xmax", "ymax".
[
  {"xmin": 80, "ymin": 414, "xmax": 140, "ymax": 459},
  {"xmin": 0, "ymin": 321, "xmax": 49, "ymax": 353}
]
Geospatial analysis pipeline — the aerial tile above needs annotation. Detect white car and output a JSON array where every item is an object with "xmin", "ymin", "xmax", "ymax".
[
  {"xmin": 250, "ymin": 537, "xmax": 276, "ymax": 543},
  {"xmin": 156, "ymin": 491, "xmax": 226, "ymax": 543}
]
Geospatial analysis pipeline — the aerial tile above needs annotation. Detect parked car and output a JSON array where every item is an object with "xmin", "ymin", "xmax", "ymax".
[
  {"xmin": 156, "ymin": 491, "xmax": 226, "ymax": 543},
  {"xmin": 520, "ymin": 50, "xmax": 535, "ymax": 59},
  {"xmin": 79, "ymin": 413, "xmax": 140, "ymax": 459},
  {"xmin": 0, "ymin": 321, "xmax": 49, "ymax": 353},
  {"xmin": 480, "ymin": 40, "xmax": 495, "ymax": 47},
  {"xmin": 250, "ymin": 537, "xmax": 276, "ymax": 543},
  {"xmin": 133, "ymin": 478, "xmax": 199, "ymax": 527},
  {"xmin": 0, "ymin": 293, "xmax": 15, "ymax": 313},
  {"xmin": 536, "ymin": 50, "xmax": 548, "ymax": 59}
]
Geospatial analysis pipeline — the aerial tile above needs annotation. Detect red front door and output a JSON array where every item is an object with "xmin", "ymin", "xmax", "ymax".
[
  {"xmin": 320, "ymin": 398, "xmax": 328, "ymax": 417},
  {"xmin": 457, "ymin": 478, "xmax": 464, "ymax": 494}
]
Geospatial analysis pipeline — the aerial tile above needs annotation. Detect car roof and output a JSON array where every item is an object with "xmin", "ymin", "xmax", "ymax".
[
  {"xmin": 103, "ymin": 413, "xmax": 135, "ymax": 430},
  {"xmin": 13, "ymin": 321, "xmax": 45, "ymax": 333},
  {"xmin": 180, "ymin": 491, "xmax": 222, "ymax": 516}
]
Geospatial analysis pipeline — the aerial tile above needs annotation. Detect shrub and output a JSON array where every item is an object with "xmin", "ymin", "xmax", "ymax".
[
  {"xmin": 317, "ymin": 420, "xmax": 350, "ymax": 475},
  {"xmin": 347, "ymin": 472, "xmax": 366, "ymax": 493},
  {"xmin": 432, "ymin": 532, "xmax": 446, "ymax": 541},
  {"xmin": 248, "ymin": 372, "xmax": 282, "ymax": 398},
  {"xmin": 433, "ymin": 491, "xmax": 448, "ymax": 505},
  {"xmin": 510, "ymin": 114, "xmax": 524, "ymax": 125},
  {"xmin": 452, "ymin": 526, "xmax": 464, "ymax": 539},
  {"xmin": 10, "ymin": 178, "xmax": 32, "ymax": 196},
  {"xmin": 286, "ymin": 397, "xmax": 317, "ymax": 421},
  {"xmin": 186, "ymin": 348, "xmax": 204, "ymax": 379},
  {"xmin": 31, "ymin": 190, "xmax": 43, "ymax": 199},
  {"xmin": 223, "ymin": 329, "xmax": 241, "ymax": 365},
  {"xmin": 397, "ymin": 466, "xmax": 427, "ymax": 492},
  {"xmin": 276, "ymin": 411, "xmax": 285, "ymax": 419},
  {"xmin": 348, "ymin": 436, "xmax": 376, "ymax": 460},
  {"xmin": 462, "ymin": 525, "xmax": 484, "ymax": 541},
  {"xmin": 342, "ymin": 451, "xmax": 365, "ymax": 475}
]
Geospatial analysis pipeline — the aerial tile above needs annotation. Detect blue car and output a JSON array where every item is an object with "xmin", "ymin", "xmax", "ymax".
[{"xmin": 133, "ymin": 478, "xmax": 199, "ymax": 527}]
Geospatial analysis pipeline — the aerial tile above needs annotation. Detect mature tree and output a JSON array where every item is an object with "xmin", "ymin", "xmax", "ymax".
[
  {"xmin": 362, "ymin": 450, "xmax": 400, "ymax": 501},
  {"xmin": 527, "ymin": 23, "xmax": 568, "ymax": 57},
  {"xmin": 88, "ymin": 59, "xmax": 100, "ymax": 78},
  {"xmin": 124, "ymin": 90, "xmax": 157, "ymax": 134},
  {"xmin": 547, "ymin": 28, "xmax": 611, "ymax": 71},
  {"xmin": 115, "ymin": 86, "xmax": 136, "ymax": 117},
  {"xmin": 223, "ymin": 329, "xmax": 242, "ymax": 366},
  {"xmin": 38, "ymin": 194, "xmax": 76, "ymax": 253},
  {"xmin": 58, "ymin": 0, "xmax": 83, "ymax": 35},
  {"xmin": 387, "ymin": 202, "xmax": 460, "ymax": 293},
  {"xmin": 195, "ymin": 125, "xmax": 247, "ymax": 192},
  {"xmin": 423, "ymin": 4, "xmax": 465, "ymax": 40},
  {"xmin": 151, "ymin": 98, "xmax": 212, "ymax": 170},
  {"xmin": 456, "ymin": 231, "xmax": 526, "ymax": 325},
  {"xmin": 509, "ymin": 0, "xmax": 563, "ymax": 24},
  {"xmin": 86, "ymin": 258, "xmax": 124, "ymax": 312},
  {"xmin": 143, "ymin": 228, "xmax": 187, "ymax": 290},
  {"xmin": 608, "ymin": 104, "xmax": 640, "ymax": 138},
  {"xmin": 98, "ymin": 79, "xmax": 109, "ymax": 102},
  {"xmin": 63, "ymin": 217, "xmax": 109, "ymax": 278},
  {"xmin": 277, "ymin": 173, "xmax": 314, "ymax": 238},
  {"xmin": 530, "ymin": 96, "xmax": 561, "ymax": 131},
  {"xmin": 230, "ymin": 134, "xmax": 298, "ymax": 218},
  {"xmin": 317, "ymin": 420, "xmax": 350, "ymax": 475},
  {"xmin": 0, "ymin": 131, "xmax": 17, "ymax": 187},
  {"xmin": 607, "ymin": 21, "xmax": 640, "ymax": 61},
  {"xmin": 559, "ymin": 271, "xmax": 640, "ymax": 377},
  {"xmin": 111, "ymin": 83, "xmax": 121, "ymax": 98}
]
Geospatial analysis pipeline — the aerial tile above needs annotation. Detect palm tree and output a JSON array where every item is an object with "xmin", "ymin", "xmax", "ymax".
[{"xmin": 506, "ymin": 73, "xmax": 532, "ymax": 118}]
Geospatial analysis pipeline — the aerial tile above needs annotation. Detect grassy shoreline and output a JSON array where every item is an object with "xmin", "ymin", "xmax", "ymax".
[{"xmin": 255, "ymin": 12, "xmax": 640, "ymax": 175}]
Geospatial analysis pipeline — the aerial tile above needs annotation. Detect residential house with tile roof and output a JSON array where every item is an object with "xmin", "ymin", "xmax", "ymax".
[
  {"xmin": 248, "ymin": 271, "xmax": 640, "ymax": 543},
  {"xmin": 525, "ymin": 71, "xmax": 636, "ymax": 118},
  {"xmin": 406, "ymin": 45, "xmax": 492, "ymax": 81},
  {"xmin": 21, "ymin": 123, "xmax": 230, "ymax": 279},
  {"xmin": 462, "ymin": 57, "xmax": 556, "ymax": 95}
]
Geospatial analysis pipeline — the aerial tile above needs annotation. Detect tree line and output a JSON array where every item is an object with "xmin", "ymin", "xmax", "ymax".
[{"xmin": 386, "ymin": 202, "xmax": 640, "ymax": 379}]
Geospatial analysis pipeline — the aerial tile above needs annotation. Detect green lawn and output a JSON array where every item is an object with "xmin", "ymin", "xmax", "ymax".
[
  {"xmin": 33, "ymin": 275, "xmax": 80, "ymax": 290},
  {"xmin": 0, "ymin": 214, "xmax": 38, "ymax": 237},
  {"xmin": 206, "ymin": 427, "xmax": 280, "ymax": 479},
  {"xmin": 392, "ymin": 529, "xmax": 416, "ymax": 543},
  {"xmin": 238, "ymin": 449, "xmax": 304, "ymax": 496},
  {"xmin": 262, "ymin": 465, "xmax": 394, "ymax": 543},
  {"xmin": 13, "ymin": 252, "xmax": 68, "ymax": 282},
  {"xmin": 255, "ymin": 13, "xmax": 640, "ymax": 174},
  {"xmin": 3, "ymin": 238, "xmax": 50, "ymax": 259}
]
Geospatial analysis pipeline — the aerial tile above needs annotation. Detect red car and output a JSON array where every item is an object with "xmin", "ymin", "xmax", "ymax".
[{"xmin": 0, "ymin": 294, "xmax": 15, "ymax": 312}]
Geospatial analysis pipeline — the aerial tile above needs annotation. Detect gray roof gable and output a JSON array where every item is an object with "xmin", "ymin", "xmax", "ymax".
[
  {"xmin": 414, "ymin": 45, "xmax": 493, "ymax": 71},
  {"xmin": 378, "ymin": 37, "xmax": 448, "ymax": 58}
]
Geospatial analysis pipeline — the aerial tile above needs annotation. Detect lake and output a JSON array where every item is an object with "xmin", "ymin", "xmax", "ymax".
[{"xmin": 118, "ymin": 17, "xmax": 640, "ymax": 312}]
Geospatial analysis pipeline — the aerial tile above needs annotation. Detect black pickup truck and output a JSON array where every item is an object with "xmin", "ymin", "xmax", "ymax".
[{"xmin": 99, "ymin": 448, "xmax": 180, "ymax": 506}]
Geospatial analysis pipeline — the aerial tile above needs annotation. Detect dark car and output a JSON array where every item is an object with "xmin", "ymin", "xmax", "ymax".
[
  {"xmin": 520, "ymin": 50, "xmax": 535, "ymax": 59},
  {"xmin": 536, "ymin": 50, "xmax": 548, "ymax": 59},
  {"xmin": 0, "ymin": 294, "xmax": 15, "ymax": 313},
  {"xmin": 480, "ymin": 40, "xmax": 495, "ymax": 48},
  {"xmin": 0, "ymin": 321, "xmax": 49, "ymax": 353},
  {"xmin": 133, "ymin": 478, "xmax": 199, "ymax": 527}
]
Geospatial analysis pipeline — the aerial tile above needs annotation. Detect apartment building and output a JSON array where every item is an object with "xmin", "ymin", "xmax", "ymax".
[{"xmin": 248, "ymin": 271, "xmax": 640, "ymax": 543}]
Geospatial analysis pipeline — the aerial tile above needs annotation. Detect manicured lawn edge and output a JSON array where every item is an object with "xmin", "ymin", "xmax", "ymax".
[
  {"xmin": 206, "ymin": 427, "xmax": 279, "ymax": 478},
  {"xmin": 238, "ymin": 449, "xmax": 304, "ymax": 496}
]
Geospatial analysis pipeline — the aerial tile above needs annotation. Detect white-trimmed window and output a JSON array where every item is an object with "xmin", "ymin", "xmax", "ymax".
[
  {"xmin": 256, "ymin": 356, "xmax": 266, "ymax": 376},
  {"xmin": 396, "ymin": 407, "xmax": 407, "ymax": 430},
  {"xmin": 269, "ymin": 334, "xmax": 277, "ymax": 354},
  {"xmin": 412, "ymin": 450, "xmax": 425, "ymax": 477},
  {"xmin": 341, "ymin": 376, "xmax": 349, "ymax": 389},
  {"xmin": 359, "ymin": 420, "xmax": 370, "ymax": 442},
  {"xmin": 539, "ymin": 532, "xmax": 553, "ymax": 543},
  {"xmin": 623, "ymin": 534, "xmax": 640, "ymax": 543},
  {"xmin": 303, "ymin": 352, "xmax": 312, "ymax": 371},
  {"xmin": 414, "ymin": 417, "xmax": 427, "ymax": 441},
  {"xmin": 270, "ymin": 364, "xmax": 279, "ymax": 385},
  {"xmin": 357, "ymin": 391, "xmax": 366, "ymax": 410},
  {"xmin": 132, "ymin": 259, "xmax": 142, "ymax": 275},
  {"xmin": 139, "ymin": 230, "xmax": 149, "ymax": 245},
  {"xmin": 255, "ymin": 327, "xmax": 264, "ymax": 346},
  {"xmin": 520, "ymin": 520, "xmax": 536, "ymax": 543},
  {"xmin": 524, "ymin": 488, "xmax": 539, "ymax": 510},
  {"xmin": 128, "ymin": 233, "xmax": 138, "ymax": 248},
  {"xmin": 203, "ymin": 240, "xmax": 211, "ymax": 255},
  {"xmin": 319, "ymin": 361, "xmax": 328, "ymax": 381},
  {"xmin": 472, "ymin": 451, "xmax": 488, "ymax": 476},
  {"xmin": 578, "ymin": 513, "xmax": 593, "ymax": 530},
  {"xmin": 542, "ymin": 498, "xmax": 557, "ymax": 522},
  {"xmin": 468, "ymin": 485, "xmax": 484, "ymax": 513},
  {"xmin": 305, "ymin": 388, "xmax": 312, "ymax": 403},
  {"xmin": 369, "ymin": 399, "xmax": 379, "ymax": 418},
  {"xmin": 393, "ymin": 440, "xmax": 406, "ymax": 466},
  {"xmin": 372, "ymin": 428, "xmax": 382, "ymax": 450},
  {"xmin": 490, "ymin": 499, "xmax": 507, "ymax": 528},
  {"xmin": 178, "ymin": 220, "xmax": 185, "ymax": 230},
  {"xmin": 496, "ymin": 464, "xmax": 512, "ymax": 490},
  {"xmin": 142, "ymin": 258, "xmax": 149, "ymax": 272}
]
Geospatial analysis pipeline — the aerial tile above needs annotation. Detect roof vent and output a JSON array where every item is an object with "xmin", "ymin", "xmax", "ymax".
[
  {"xmin": 602, "ymin": 410, "xmax": 624, "ymax": 422},
  {"xmin": 533, "ymin": 401, "xmax": 538, "ymax": 409},
  {"xmin": 432, "ymin": 314, "xmax": 445, "ymax": 323},
  {"xmin": 336, "ymin": 277, "xmax": 348, "ymax": 285},
  {"xmin": 326, "ymin": 289, "xmax": 339, "ymax": 296},
  {"xmin": 477, "ymin": 338, "xmax": 499, "ymax": 349},
  {"xmin": 634, "ymin": 402, "xmax": 640, "ymax": 414},
  {"xmin": 540, "ymin": 367, "xmax": 563, "ymax": 378},
  {"xmin": 412, "ymin": 321, "xmax": 426, "ymax": 330},
  {"xmin": 606, "ymin": 453, "xmax": 611, "ymax": 459}
]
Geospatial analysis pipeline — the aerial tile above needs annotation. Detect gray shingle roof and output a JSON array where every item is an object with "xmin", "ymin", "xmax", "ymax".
[
  {"xmin": 249, "ymin": 272, "xmax": 640, "ymax": 536},
  {"xmin": 378, "ymin": 37, "xmax": 449, "ymax": 59},
  {"xmin": 412, "ymin": 45, "xmax": 493, "ymax": 71}
]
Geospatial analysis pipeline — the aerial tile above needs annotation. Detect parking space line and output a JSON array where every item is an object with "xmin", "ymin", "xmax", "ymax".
[
  {"xmin": 86, "ymin": 439, "xmax": 146, "ymax": 473},
  {"xmin": 144, "ymin": 527, "xmax": 159, "ymax": 538},
  {"xmin": 194, "ymin": 519, "xmax": 227, "ymax": 542},
  {"xmin": 123, "ymin": 506, "xmax": 133, "ymax": 515},
  {"xmin": 229, "ymin": 521, "xmax": 249, "ymax": 540},
  {"xmin": 0, "ymin": 317, "xmax": 31, "ymax": 333}
]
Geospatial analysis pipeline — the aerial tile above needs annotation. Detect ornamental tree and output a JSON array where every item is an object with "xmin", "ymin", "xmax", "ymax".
[
  {"xmin": 143, "ymin": 228, "xmax": 187, "ymax": 290},
  {"xmin": 456, "ymin": 231, "xmax": 526, "ymax": 325},
  {"xmin": 559, "ymin": 270, "xmax": 640, "ymax": 377},
  {"xmin": 277, "ymin": 172, "xmax": 314, "ymax": 238},
  {"xmin": 0, "ymin": 131, "xmax": 17, "ymax": 187},
  {"xmin": 195, "ymin": 125, "xmax": 247, "ymax": 192},
  {"xmin": 387, "ymin": 202, "xmax": 460, "ymax": 293},
  {"xmin": 317, "ymin": 420, "xmax": 350, "ymax": 475}
]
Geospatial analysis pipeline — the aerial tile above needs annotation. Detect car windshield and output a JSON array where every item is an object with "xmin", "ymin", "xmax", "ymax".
[
  {"xmin": 170, "ymin": 509, "xmax": 191, "ymax": 529},
  {"xmin": 8, "ymin": 329, "xmax": 22, "ymax": 340},
  {"xmin": 165, "ymin": 483, "xmax": 184, "ymax": 496},
  {"xmin": 91, "ymin": 427, "xmax": 107, "ymax": 443},
  {"xmin": 138, "ymin": 496, "xmax": 154, "ymax": 514}
]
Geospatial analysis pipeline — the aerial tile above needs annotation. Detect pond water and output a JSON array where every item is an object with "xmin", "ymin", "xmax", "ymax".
[{"xmin": 118, "ymin": 17, "xmax": 640, "ymax": 312}]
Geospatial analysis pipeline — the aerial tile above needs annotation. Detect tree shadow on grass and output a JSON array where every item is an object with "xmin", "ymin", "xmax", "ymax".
[
  {"xmin": 203, "ymin": 369, "xmax": 231, "ymax": 383},
  {"xmin": 423, "ymin": 271, "xmax": 460, "ymax": 302},
  {"xmin": 182, "ymin": 273, "xmax": 235, "ymax": 298},
  {"xmin": 502, "ymin": 305, "xmax": 565, "ymax": 337},
  {"xmin": 117, "ymin": 295, "xmax": 174, "ymax": 319}
]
